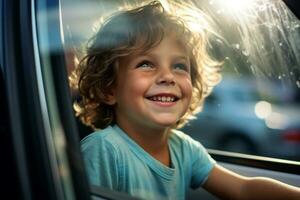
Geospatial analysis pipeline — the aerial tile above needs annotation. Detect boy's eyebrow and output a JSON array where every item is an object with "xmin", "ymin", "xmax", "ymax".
[{"xmin": 136, "ymin": 52, "xmax": 189, "ymax": 61}]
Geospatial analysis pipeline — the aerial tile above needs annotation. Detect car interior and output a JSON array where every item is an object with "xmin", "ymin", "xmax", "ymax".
[{"xmin": 1, "ymin": 0, "xmax": 300, "ymax": 199}]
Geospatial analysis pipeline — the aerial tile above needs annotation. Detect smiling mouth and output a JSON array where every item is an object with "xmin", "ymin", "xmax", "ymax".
[{"xmin": 146, "ymin": 95, "xmax": 179, "ymax": 102}]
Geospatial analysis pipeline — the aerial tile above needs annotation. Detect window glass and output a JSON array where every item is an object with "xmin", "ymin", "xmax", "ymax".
[
  {"xmin": 34, "ymin": 1, "xmax": 76, "ymax": 198},
  {"xmin": 181, "ymin": 0, "xmax": 300, "ymax": 162},
  {"xmin": 60, "ymin": 0, "xmax": 300, "ymax": 162}
]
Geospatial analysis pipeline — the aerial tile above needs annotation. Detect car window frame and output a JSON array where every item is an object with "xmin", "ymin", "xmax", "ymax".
[{"xmin": 3, "ymin": 0, "xmax": 61, "ymax": 198}]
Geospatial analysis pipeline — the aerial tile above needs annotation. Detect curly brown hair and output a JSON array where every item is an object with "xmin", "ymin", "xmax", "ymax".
[{"xmin": 70, "ymin": 1, "xmax": 221, "ymax": 130}]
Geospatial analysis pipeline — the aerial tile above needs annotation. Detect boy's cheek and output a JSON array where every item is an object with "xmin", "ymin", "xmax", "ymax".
[{"xmin": 182, "ymin": 81, "xmax": 193, "ymax": 97}]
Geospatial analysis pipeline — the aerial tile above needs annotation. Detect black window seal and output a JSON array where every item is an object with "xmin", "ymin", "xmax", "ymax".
[
  {"xmin": 209, "ymin": 149, "xmax": 300, "ymax": 175},
  {"xmin": 283, "ymin": 0, "xmax": 300, "ymax": 19}
]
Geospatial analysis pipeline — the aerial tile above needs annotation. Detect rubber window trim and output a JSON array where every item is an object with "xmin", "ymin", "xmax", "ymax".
[{"xmin": 209, "ymin": 149, "xmax": 300, "ymax": 175}]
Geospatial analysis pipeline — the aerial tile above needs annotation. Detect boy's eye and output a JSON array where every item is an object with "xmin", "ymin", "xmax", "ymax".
[
  {"xmin": 136, "ymin": 61, "xmax": 154, "ymax": 69},
  {"xmin": 173, "ymin": 63, "xmax": 189, "ymax": 72}
]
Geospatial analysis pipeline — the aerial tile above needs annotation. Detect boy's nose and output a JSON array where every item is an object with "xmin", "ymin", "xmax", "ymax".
[{"xmin": 156, "ymin": 67, "xmax": 175, "ymax": 85}]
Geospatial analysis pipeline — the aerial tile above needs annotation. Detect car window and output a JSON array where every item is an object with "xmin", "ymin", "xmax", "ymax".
[
  {"xmin": 180, "ymin": 0, "xmax": 300, "ymax": 162},
  {"xmin": 59, "ymin": 0, "xmax": 300, "ymax": 164}
]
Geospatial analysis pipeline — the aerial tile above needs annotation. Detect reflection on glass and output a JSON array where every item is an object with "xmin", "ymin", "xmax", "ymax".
[{"xmin": 212, "ymin": 0, "xmax": 256, "ymax": 12}]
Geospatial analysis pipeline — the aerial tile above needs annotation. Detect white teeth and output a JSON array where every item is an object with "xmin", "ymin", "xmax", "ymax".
[{"xmin": 150, "ymin": 96, "xmax": 175, "ymax": 102}]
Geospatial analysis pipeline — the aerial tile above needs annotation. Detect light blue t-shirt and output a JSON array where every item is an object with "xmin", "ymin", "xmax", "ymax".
[{"xmin": 81, "ymin": 125, "xmax": 216, "ymax": 200}]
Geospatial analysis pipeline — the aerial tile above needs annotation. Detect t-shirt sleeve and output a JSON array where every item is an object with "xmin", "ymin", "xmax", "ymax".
[
  {"xmin": 80, "ymin": 133, "xmax": 121, "ymax": 190},
  {"xmin": 187, "ymin": 136, "xmax": 216, "ymax": 189}
]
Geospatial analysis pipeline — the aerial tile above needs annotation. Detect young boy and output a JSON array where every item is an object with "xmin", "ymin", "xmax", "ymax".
[{"xmin": 71, "ymin": 1, "xmax": 300, "ymax": 199}]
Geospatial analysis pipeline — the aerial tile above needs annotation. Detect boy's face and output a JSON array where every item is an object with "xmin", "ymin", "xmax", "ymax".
[{"xmin": 109, "ymin": 35, "xmax": 193, "ymax": 132}]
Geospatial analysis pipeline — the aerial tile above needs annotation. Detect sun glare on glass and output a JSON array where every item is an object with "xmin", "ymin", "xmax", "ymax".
[{"xmin": 215, "ymin": 0, "xmax": 256, "ymax": 12}]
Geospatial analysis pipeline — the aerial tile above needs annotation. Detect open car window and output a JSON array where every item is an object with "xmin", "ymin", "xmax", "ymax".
[{"xmin": 59, "ymin": 0, "xmax": 300, "ymax": 162}]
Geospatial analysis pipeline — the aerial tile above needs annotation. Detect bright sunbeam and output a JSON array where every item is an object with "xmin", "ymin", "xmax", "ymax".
[{"xmin": 214, "ymin": 0, "xmax": 256, "ymax": 12}]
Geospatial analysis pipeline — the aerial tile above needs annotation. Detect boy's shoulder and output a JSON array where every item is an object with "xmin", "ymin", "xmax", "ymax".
[
  {"xmin": 170, "ymin": 129, "xmax": 197, "ymax": 144},
  {"xmin": 80, "ymin": 125, "xmax": 123, "ymax": 151},
  {"xmin": 170, "ymin": 129, "xmax": 209, "ymax": 154},
  {"xmin": 81, "ymin": 125, "xmax": 113, "ymax": 141}
]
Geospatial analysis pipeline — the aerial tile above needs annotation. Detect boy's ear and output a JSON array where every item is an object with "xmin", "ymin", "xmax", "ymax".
[
  {"xmin": 104, "ymin": 94, "xmax": 116, "ymax": 105},
  {"xmin": 103, "ymin": 88, "xmax": 116, "ymax": 105}
]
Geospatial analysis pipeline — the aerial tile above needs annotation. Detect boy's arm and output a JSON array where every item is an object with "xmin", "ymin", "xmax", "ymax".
[{"xmin": 203, "ymin": 164, "xmax": 300, "ymax": 200}]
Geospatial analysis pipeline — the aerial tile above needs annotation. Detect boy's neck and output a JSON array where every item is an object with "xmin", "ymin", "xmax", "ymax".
[{"xmin": 116, "ymin": 122, "xmax": 172, "ymax": 166}]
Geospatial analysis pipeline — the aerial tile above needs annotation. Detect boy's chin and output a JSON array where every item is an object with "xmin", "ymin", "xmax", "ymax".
[
  {"xmin": 149, "ymin": 115, "xmax": 182, "ymax": 129},
  {"xmin": 152, "ymin": 119, "xmax": 178, "ymax": 129}
]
